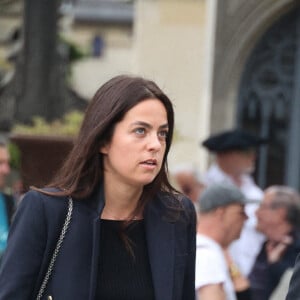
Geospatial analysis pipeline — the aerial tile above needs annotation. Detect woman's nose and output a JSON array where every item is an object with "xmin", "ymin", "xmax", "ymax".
[{"xmin": 148, "ymin": 134, "xmax": 162, "ymax": 151}]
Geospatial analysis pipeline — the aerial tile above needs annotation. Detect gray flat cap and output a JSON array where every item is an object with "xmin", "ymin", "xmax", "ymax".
[{"xmin": 198, "ymin": 183, "xmax": 248, "ymax": 213}]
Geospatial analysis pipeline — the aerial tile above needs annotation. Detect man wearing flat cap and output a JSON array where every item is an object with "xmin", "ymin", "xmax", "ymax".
[
  {"xmin": 195, "ymin": 183, "xmax": 251, "ymax": 300},
  {"xmin": 201, "ymin": 129, "xmax": 267, "ymax": 278}
]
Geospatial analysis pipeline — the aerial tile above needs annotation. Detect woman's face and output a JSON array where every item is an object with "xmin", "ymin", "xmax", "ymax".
[{"xmin": 101, "ymin": 98, "xmax": 169, "ymax": 188}]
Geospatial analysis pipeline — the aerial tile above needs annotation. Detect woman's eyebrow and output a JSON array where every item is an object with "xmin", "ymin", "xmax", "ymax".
[{"xmin": 131, "ymin": 121, "xmax": 169, "ymax": 129}]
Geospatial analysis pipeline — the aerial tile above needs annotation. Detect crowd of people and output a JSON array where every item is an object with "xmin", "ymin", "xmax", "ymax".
[
  {"xmin": 0, "ymin": 74, "xmax": 299, "ymax": 299},
  {"xmin": 174, "ymin": 129, "xmax": 300, "ymax": 300}
]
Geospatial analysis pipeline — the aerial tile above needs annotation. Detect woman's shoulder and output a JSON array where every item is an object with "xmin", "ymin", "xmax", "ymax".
[
  {"xmin": 14, "ymin": 189, "xmax": 72, "ymax": 234},
  {"xmin": 158, "ymin": 191, "xmax": 195, "ymax": 209},
  {"xmin": 156, "ymin": 191, "xmax": 196, "ymax": 223},
  {"xmin": 22, "ymin": 188, "xmax": 66, "ymax": 201},
  {"xmin": 19, "ymin": 188, "xmax": 69, "ymax": 213}
]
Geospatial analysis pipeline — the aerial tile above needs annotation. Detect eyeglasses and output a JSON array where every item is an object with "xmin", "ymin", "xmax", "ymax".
[{"xmin": 259, "ymin": 203, "xmax": 278, "ymax": 210}]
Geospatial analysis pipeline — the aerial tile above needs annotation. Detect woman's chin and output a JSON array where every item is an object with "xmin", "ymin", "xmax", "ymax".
[{"xmin": 137, "ymin": 176, "xmax": 157, "ymax": 186}]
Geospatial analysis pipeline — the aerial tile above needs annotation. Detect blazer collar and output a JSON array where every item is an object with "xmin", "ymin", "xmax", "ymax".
[
  {"xmin": 88, "ymin": 184, "xmax": 105, "ymax": 300},
  {"xmin": 145, "ymin": 195, "xmax": 175, "ymax": 300},
  {"xmin": 82, "ymin": 182, "xmax": 105, "ymax": 217}
]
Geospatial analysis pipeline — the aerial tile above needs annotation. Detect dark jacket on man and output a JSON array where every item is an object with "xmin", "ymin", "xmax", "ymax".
[
  {"xmin": 250, "ymin": 233, "xmax": 300, "ymax": 300},
  {"xmin": 2, "ymin": 193, "xmax": 15, "ymax": 225}
]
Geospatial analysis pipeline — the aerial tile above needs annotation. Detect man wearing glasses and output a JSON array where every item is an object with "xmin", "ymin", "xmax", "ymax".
[{"xmin": 251, "ymin": 186, "xmax": 300, "ymax": 300}]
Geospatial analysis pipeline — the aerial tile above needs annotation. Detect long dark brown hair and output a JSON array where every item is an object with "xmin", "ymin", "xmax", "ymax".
[{"xmin": 39, "ymin": 75, "xmax": 178, "ymax": 215}]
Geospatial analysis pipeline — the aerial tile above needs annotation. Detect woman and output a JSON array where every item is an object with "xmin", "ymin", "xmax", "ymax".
[{"xmin": 0, "ymin": 75, "xmax": 196, "ymax": 299}]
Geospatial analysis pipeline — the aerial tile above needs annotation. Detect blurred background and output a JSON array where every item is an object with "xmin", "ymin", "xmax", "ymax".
[{"xmin": 1, "ymin": 0, "xmax": 300, "ymax": 192}]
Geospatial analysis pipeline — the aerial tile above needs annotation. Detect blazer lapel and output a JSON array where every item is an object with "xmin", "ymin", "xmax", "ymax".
[
  {"xmin": 145, "ymin": 198, "xmax": 175, "ymax": 300},
  {"xmin": 88, "ymin": 186, "xmax": 105, "ymax": 300}
]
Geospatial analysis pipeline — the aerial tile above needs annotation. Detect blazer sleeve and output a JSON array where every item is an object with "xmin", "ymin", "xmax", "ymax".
[
  {"xmin": 0, "ymin": 191, "xmax": 48, "ymax": 299},
  {"xmin": 182, "ymin": 197, "xmax": 197, "ymax": 300},
  {"xmin": 286, "ymin": 253, "xmax": 300, "ymax": 299}
]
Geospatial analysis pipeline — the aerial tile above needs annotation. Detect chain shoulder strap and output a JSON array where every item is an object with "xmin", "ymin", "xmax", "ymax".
[{"xmin": 36, "ymin": 197, "xmax": 73, "ymax": 300}]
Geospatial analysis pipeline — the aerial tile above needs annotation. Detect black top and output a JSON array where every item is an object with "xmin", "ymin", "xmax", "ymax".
[{"xmin": 96, "ymin": 219, "xmax": 155, "ymax": 300}]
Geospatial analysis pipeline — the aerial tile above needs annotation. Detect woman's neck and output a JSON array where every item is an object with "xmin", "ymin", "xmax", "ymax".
[{"xmin": 101, "ymin": 180, "xmax": 143, "ymax": 220}]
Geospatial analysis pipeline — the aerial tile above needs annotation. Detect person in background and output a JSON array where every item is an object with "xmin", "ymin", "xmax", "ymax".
[
  {"xmin": 250, "ymin": 185, "xmax": 300, "ymax": 300},
  {"xmin": 0, "ymin": 75, "xmax": 196, "ymax": 299},
  {"xmin": 171, "ymin": 163, "xmax": 205, "ymax": 204},
  {"xmin": 0, "ymin": 140, "xmax": 15, "ymax": 259},
  {"xmin": 195, "ymin": 183, "xmax": 251, "ymax": 300},
  {"xmin": 201, "ymin": 129, "xmax": 267, "ymax": 277},
  {"xmin": 11, "ymin": 178, "xmax": 25, "ymax": 206}
]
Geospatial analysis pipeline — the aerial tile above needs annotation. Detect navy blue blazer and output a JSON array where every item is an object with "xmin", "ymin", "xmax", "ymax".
[{"xmin": 0, "ymin": 187, "xmax": 196, "ymax": 300}]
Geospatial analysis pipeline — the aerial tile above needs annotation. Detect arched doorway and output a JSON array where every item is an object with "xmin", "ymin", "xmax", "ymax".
[{"xmin": 238, "ymin": 7, "xmax": 300, "ymax": 189}]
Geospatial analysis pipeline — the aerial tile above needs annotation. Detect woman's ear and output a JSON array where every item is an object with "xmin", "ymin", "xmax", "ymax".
[{"xmin": 99, "ymin": 144, "xmax": 109, "ymax": 154}]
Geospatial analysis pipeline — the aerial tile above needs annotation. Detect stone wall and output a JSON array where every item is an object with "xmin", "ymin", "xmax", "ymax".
[
  {"xmin": 134, "ymin": 0, "xmax": 212, "ymax": 171},
  {"xmin": 210, "ymin": 0, "xmax": 296, "ymax": 132}
]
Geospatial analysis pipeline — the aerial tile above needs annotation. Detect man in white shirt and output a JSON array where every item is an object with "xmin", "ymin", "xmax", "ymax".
[
  {"xmin": 195, "ymin": 183, "xmax": 250, "ymax": 300},
  {"xmin": 201, "ymin": 129, "xmax": 267, "ymax": 276}
]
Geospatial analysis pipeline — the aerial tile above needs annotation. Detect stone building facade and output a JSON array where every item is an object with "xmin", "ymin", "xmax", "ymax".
[
  {"xmin": 1, "ymin": 0, "xmax": 300, "ymax": 190},
  {"xmin": 135, "ymin": 0, "xmax": 300, "ymax": 190}
]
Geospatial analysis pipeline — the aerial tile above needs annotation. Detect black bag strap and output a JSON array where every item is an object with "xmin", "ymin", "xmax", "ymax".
[{"xmin": 36, "ymin": 197, "xmax": 73, "ymax": 300}]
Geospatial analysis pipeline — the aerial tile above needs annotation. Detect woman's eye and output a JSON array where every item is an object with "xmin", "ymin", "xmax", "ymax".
[
  {"xmin": 135, "ymin": 128, "xmax": 145, "ymax": 135},
  {"xmin": 158, "ymin": 130, "xmax": 168, "ymax": 139}
]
